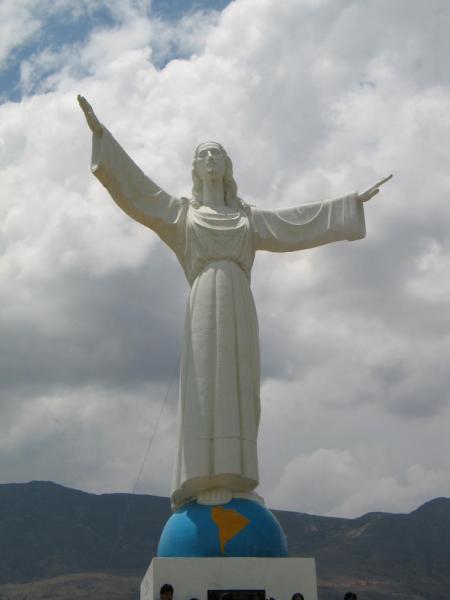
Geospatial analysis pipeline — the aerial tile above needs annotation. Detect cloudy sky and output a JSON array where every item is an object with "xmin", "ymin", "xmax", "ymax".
[{"xmin": 1, "ymin": 0, "xmax": 450, "ymax": 519}]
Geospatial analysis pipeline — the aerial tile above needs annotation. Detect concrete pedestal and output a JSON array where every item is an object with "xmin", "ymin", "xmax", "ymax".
[{"xmin": 141, "ymin": 557, "xmax": 318, "ymax": 600}]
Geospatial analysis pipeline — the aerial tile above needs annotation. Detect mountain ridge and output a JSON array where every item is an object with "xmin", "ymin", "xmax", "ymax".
[{"xmin": 1, "ymin": 481, "xmax": 449, "ymax": 599}]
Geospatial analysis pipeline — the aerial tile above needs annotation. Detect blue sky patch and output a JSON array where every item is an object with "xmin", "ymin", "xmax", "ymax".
[{"xmin": 0, "ymin": 0, "xmax": 231, "ymax": 103}]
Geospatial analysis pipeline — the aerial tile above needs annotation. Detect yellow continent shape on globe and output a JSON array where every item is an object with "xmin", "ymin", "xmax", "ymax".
[{"xmin": 211, "ymin": 506, "xmax": 251, "ymax": 553}]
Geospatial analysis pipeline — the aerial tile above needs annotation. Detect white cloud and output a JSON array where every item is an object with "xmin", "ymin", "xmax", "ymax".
[
  {"xmin": 270, "ymin": 448, "xmax": 450, "ymax": 517},
  {"xmin": 0, "ymin": 0, "xmax": 41, "ymax": 66},
  {"xmin": 0, "ymin": 0, "xmax": 149, "ymax": 68},
  {"xmin": 0, "ymin": 384, "xmax": 178, "ymax": 496},
  {"xmin": 1, "ymin": 0, "xmax": 450, "ymax": 517}
]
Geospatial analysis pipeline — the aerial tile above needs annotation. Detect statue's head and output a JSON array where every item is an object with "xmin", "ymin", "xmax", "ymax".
[
  {"xmin": 191, "ymin": 141, "xmax": 240, "ymax": 208},
  {"xmin": 194, "ymin": 141, "xmax": 227, "ymax": 182}
]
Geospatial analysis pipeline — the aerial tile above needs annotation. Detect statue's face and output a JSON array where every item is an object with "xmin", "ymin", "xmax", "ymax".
[{"xmin": 195, "ymin": 143, "xmax": 226, "ymax": 182}]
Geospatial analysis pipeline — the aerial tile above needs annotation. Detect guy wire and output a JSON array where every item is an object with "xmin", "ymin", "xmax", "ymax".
[{"xmin": 106, "ymin": 354, "xmax": 180, "ymax": 571}]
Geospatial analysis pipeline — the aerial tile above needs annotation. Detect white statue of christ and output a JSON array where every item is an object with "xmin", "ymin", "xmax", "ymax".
[{"xmin": 78, "ymin": 95, "xmax": 391, "ymax": 511}]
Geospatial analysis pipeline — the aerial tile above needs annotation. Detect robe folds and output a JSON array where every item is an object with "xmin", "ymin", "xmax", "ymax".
[{"xmin": 91, "ymin": 129, "xmax": 366, "ymax": 509}]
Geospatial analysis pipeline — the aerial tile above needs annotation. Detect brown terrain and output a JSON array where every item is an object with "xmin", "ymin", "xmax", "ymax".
[
  {"xmin": 0, "ymin": 572, "xmax": 432, "ymax": 600},
  {"xmin": 0, "ymin": 573, "xmax": 140, "ymax": 600}
]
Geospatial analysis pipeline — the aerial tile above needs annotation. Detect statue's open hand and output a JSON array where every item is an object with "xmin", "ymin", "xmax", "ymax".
[
  {"xmin": 358, "ymin": 174, "xmax": 393, "ymax": 202},
  {"xmin": 77, "ymin": 95, "xmax": 103, "ymax": 136}
]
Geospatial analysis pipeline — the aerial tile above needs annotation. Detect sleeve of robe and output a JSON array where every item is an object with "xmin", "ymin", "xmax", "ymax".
[
  {"xmin": 250, "ymin": 194, "xmax": 366, "ymax": 252},
  {"xmin": 90, "ymin": 128, "xmax": 185, "ymax": 253}
]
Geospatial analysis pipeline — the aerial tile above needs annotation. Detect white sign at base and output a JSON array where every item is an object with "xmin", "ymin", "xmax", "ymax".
[{"xmin": 141, "ymin": 557, "xmax": 318, "ymax": 600}]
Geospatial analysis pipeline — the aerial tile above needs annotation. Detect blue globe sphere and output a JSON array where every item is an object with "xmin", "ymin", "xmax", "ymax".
[{"xmin": 157, "ymin": 499, "xmax": 288, "ymax": 558}]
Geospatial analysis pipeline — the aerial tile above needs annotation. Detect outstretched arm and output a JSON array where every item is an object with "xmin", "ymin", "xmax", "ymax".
[
  {"xmin": 77, "ymin": 95, "xmax": 185, "ymax": 253},
  {"xmin": 251, "ymin": 193, "xmax": 364, "ymax": 253},
  {"xmin": 251, "ymin": 174, "xmax": 393, "ymax": 253}
]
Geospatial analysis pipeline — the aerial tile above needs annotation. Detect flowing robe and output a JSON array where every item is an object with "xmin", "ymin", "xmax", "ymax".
[{"xmin": 91, "ymin": 129, "xmax": 366, "ymax": 509}]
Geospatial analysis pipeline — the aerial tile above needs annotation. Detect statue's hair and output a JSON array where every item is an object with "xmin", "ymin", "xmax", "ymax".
[{"xmin": 190, "ymin": 142, "xmax": 249, "ymax": 213}]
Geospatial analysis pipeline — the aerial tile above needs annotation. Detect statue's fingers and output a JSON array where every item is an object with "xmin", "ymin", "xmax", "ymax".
[
  {"xmin": 374, "ymin": 174, "xmax": 393, "ymax": 188},
  {"xmin": 77, "ymin": 95, "xmax": 93, "ymax": 115},
  {"xmin": 77, "ymin": 96, "xmax": 102, "ymax": 134},
  {"xmin": 364, "ymin": 174, "xmax": 393, "ymax": 196}
]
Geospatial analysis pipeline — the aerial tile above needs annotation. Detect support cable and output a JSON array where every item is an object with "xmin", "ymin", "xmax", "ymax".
[{"xmin": 105, "ymin": 355, "xmax": 180, "ymax": 570}]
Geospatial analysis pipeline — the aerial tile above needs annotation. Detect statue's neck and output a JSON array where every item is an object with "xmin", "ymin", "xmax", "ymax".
[{"xmin": 201, "ymin": 179, "xmax": 225, "ymax": 208}]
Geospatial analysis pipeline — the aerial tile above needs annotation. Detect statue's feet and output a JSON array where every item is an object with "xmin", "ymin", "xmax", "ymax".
[
  {"xmin": 197, "ymin": 487, "xmax": 233, "ymax": 505},
  {"xmin": 196, "ymin": 488, "xmax": 266, "ymax": 506},
  {"xmin": 233, "ymin": 490, "xmax": 266, "ymax": 506}
]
